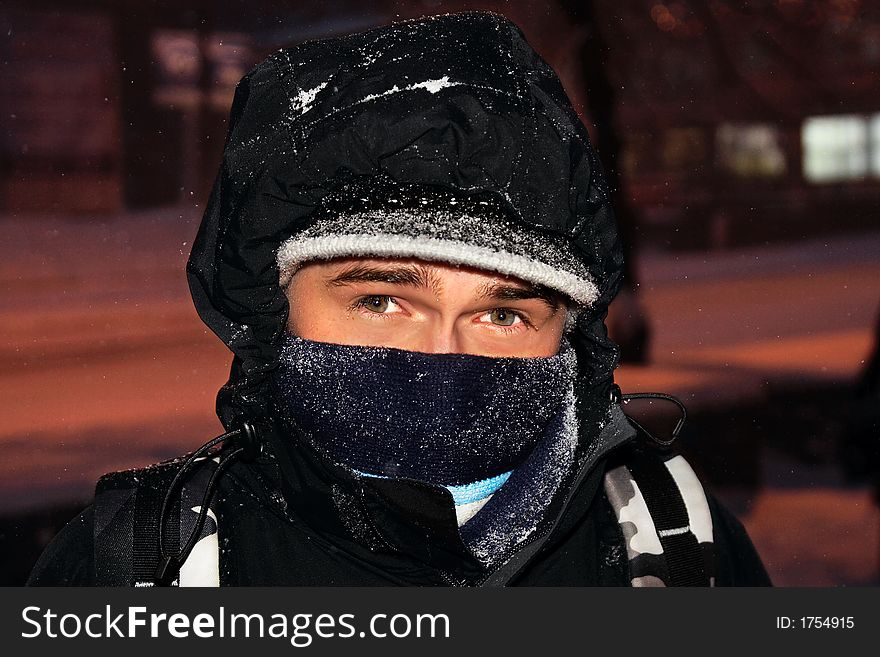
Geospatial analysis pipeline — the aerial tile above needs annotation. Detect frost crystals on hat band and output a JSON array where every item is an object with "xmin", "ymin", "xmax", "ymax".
[{"xmin": 276, "ymin": 233, "xmax": 599, "ymax": 307}]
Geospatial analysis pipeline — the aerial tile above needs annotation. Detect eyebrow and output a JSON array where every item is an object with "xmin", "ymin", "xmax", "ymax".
[
  {"xmin": 326, "ymin": 263, "xmax": 443, "ymax": 293},
  {"xmin": 326, "ymin": 262, "xmax": 563, "ymax": 312},
  {"xmin": 475, "ymin": 281, "xmax": 562, "ymax": 313}
]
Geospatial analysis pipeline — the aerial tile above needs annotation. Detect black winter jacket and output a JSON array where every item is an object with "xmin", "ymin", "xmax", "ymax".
[{"xmin": 28, "ymin": 409, "xmax": 771, "ymax": 586}]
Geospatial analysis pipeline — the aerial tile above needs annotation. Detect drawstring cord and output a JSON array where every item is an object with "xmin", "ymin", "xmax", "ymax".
[
  {"xmin": 152, "ymin": 387, "xmax": 685, "ymax": 583},
  {"xmin": 611, "ymin": 385, "xmax": 688, "ymax": 447},
  {"xmin": 154, "ymin": 422, "xmax": 262, "ymax": 586}
]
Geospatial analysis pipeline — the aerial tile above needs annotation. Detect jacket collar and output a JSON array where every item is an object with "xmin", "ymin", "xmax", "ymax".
[{"xmin": 244, "ymin": 397, "xmax": 637, "ymax": 584}]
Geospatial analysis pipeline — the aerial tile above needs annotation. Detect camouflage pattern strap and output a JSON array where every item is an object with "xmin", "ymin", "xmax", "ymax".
[
  {"xmin": 604, "ymin": 452, "xmax": 715, "ymax": 587},
  {"xmin": 93, "ymin": 456, "xmax": 221, "ymax": 587},
  {"xmin": 176, "ymin": 457, "xmax": 221, "ymax": 587}
]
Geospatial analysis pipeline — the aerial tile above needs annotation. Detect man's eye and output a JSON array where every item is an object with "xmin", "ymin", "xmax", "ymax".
[
  {"xmin": 486, "ymin": 309, "xmax": 521, "ymax": 327},
  {"xmin": 357, "ymin": 295, "xmax": 398, "ymax": 314}
]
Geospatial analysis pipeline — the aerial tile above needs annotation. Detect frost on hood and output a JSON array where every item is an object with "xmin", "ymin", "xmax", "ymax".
[
  {"xmin": 361, "ymin": 75, "xmax": 457, "ymax": 102},
  {"xmin": 290, "ymin": 81, "xmax": 328, "ymax": 115}
]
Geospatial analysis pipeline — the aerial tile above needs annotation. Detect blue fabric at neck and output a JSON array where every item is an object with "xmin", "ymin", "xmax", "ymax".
[{"xmin": 446, "ymin": 471, "xmax": 512, "ymax": 505}]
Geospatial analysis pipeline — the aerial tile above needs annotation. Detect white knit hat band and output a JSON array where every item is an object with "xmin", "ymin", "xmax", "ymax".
[{"xmin": 277, "ymin": 232, "xmax": 598, "ymax": 306}]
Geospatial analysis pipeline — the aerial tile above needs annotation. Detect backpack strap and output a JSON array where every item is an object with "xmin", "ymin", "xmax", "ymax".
[
  {"xmin": 604, "ymin": 443, "xmax": 716, "ymax": 586},
  {"xmin": 177, "ymin": 458, "xmax": 221, "ymax": 587},
  {"xmin": 93, "ymin": 457, "xmax": 221, "ymax": 587}
]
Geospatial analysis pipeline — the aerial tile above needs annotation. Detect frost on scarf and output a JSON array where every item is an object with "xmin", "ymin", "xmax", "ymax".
[
  {"xmin": 460, "ymin": 388, "xmax": 579, "ymax": 565},
  {"xmin": 270, "ymin": 334, "xmax": 582, "ymax": 567}
]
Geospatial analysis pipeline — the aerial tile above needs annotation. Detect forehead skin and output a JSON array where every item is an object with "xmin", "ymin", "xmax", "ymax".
[{"xmin": 284, "ymin": 257, "xmax": 568, "ymax": 358}]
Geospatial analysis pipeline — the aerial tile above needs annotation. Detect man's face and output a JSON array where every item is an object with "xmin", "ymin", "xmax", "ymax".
[{"xmin": 285, "ymin": 257, "xmax": 568, "ymax": 357}]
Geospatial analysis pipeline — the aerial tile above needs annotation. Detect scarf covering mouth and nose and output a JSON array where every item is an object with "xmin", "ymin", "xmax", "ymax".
[
  {"xmin": 270, "ymin": 335, "xmax": 578, "ymax": 487},
  {"xmin": 270, "ymin": 335, "xmax": 582, "ymax": 565}
]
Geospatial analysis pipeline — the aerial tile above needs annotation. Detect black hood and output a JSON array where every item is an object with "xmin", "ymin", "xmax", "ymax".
[{"xmin": 186, "ymin": 11, "xmax": 624, "ymax": 429}]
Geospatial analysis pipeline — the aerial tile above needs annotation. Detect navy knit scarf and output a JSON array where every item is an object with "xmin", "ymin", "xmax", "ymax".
[{"xmin": 270, "ymin": 335, "xmax": 579, "ymax": 564}]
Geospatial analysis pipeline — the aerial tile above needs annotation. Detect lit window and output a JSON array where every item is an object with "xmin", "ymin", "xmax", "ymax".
[
  {"xmin": 802, "ymin": 115, "xmax": 868, "ymax": 182},
  {"xmin": 717, "ymin": 123, "xmax": 786, "ymax": 177}
]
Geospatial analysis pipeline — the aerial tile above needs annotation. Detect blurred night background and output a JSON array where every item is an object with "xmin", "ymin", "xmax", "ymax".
[{"xmin": 1, "ymin": 0, "xmax": 878, "ymax": 586}]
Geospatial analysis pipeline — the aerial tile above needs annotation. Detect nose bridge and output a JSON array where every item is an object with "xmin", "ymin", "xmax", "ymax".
[{"xmin": 422, "ymin": 314, "xmax": 461, "ymax": 354}]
